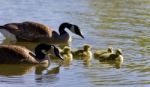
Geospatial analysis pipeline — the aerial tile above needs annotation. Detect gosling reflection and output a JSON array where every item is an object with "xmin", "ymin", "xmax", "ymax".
[
  {"xmin": 100, "ymin": 61, "xmax": 123, "ymax": 69},
  {"xmin": 0, "ymin": 64, "xmax": 34, "ymax": 76},
  {"xmin": 35, "ymin": 65, "xmax": 60, "ymax": 83}
]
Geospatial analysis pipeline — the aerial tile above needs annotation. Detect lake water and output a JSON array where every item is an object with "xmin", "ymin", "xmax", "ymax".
[{"xmin": 0, "ymin": 0, "xmax": 150, "ymax": 87}]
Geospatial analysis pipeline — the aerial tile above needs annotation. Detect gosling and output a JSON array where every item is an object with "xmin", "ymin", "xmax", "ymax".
[
  {"xmin": 94, "ymin": 47, "xmax": 113, "ymax": 58},
  {"xmin": 61, "ymin": 46, "xmax": 73, "ymax": 63},
  {"xmin": 98, "ymin": 48, "xmax": 123, "ymax": 64}
]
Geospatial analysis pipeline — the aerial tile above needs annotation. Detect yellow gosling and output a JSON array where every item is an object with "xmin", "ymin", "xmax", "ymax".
[
  {"xmin": 98, "ymin": 48, "xmax": 123, "ymax": 64},
  {"xmin": 61, "ymin": 46, "xmax": 73, "ymax": 66},
  {"xmin": 72, "ymin": 44, "xmax": 92, "ymax": 63},
  {"xmin": 94, "ymin": 47, "xmax": 113, "ymax": 58}
]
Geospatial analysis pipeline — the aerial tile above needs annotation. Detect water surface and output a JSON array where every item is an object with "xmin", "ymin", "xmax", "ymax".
[{"xmin": 0, "ymin": 0, "xmax": 150, "ymax": 87}]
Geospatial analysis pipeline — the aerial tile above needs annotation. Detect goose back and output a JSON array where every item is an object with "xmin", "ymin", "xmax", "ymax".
[
  {"xmin": 0, "ymin": 45, "xmax": 39, "ymax": 64},
  {"xmin": 1, "ymin": 21, "xmax": 53, "ymax": 42}
]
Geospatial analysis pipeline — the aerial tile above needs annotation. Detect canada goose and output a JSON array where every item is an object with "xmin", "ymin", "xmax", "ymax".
[
  {"xmin": 0, "ymin": 43, "xmax": 63, "ymax": 65},
  {"xmin": 98, "ymin": 49, "xmax": 123, "ymax": 63},
  {"xmin": 94, "ymin": 47, "xmax": 113, "ymax": 58},
  {"xmin": 0, "ymin": 21, "xmax": 84, "ymax": 44},
  {"xmin": 61, "ymin": 46, "xmax": 73, "ymax": 65},
  {"xmin": 72, "ymin": 44, "xmax": 92, "ymax": 61}
]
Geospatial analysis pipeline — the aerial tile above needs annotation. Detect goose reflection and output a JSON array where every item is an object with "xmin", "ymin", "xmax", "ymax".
[
  {"xmin": 0, "ymin": 64, "xmax": 34, "ymax": 76},
  {"xmin": 35, "ymin": 65, "xmax": 60, "ymax": 83}
]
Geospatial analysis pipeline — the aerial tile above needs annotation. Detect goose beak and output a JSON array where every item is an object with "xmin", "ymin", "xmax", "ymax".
[
  {"xmin": 58, "ymin": 54, "xmax": 64, "ymax": 60},
  {"xmin": 53, "ymin": 45, "xmax": 64, "ymax": 60},
  {"xmin": 78, "ymin": 32, "xmax": 84, "ymax": 39},
  {"xmin": 80, "ymin": 34, "xmax": 84, "ymax": 39}
]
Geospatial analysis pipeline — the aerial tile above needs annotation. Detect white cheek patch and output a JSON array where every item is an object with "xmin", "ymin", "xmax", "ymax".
[
  {"xmin": 49, "ymin": 46, "xmax": 55, "ymax": 56},
  {"xmin": 70, "ymin": 25, "xmax": 76, "ymax": 33},
  {"xmin": 0, "ymin": 29, "xmax": 17, "ymax": 41},
  {"xmin": 41, "ymin": 50, "xmax": 47, "ymax": 54}
]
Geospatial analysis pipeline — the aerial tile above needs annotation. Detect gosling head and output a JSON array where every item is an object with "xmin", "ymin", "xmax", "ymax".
[
  {"xmin": 63, "ymin": 46, "xmax": 71, "ymax": 54},
  {"xmin": 116, "ymin": 49, "xmax": 122, "ymax": 55},
  {"xmin": 108, "ymin": 47, "xmax": 113, "ymax": 53},
  {"xmin": 35, "ymin": 43, "xmax": 63, "ymax": 60},
  {"xmin": 83, "ymin": 44, "xmax": 91, "ymax": 51}
]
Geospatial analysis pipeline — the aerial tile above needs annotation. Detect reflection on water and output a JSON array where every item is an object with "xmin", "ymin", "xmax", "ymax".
[
  {"xmin": 0, "ymin": 64, "xmax": 61, "ymax": 85},
  {"xmin": 0, "ymin": 0, "xmax": 150, "ymax": 87},
  {"xmin": 0, "ymin": 64, "xmax": 34, "ymax": 76},
  {"xmin": 35, "ymin": 65, "xmax": 60, "ymax": 84}
]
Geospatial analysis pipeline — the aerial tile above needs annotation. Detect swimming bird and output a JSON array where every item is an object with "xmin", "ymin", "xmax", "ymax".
[
  {"xmin": 0, "ymin": 21, "xmax": 84, "ymax": 44},
  {"xmin": 0, "ymin": 43, "xmax": 63, "ymax": 64},
  {"xmin": 98, "ymin": 49, "xmax": 123, "ymax": 63},
  {"xmin": 94, "ymin": 47, "xmax": 113, "ymax": 58},
  {"xmin": 61, "ymin": 46, "xmax": 73, "ymax": 65},
  {"xmin": 72, "ymin": 44, "xmax": 92, "ymax": 62}
]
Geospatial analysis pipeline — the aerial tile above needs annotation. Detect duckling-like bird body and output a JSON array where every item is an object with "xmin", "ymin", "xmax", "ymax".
[
  {"xmin": 61, "ymin": 47, "xmax": 73, "ymax": 65},
  {"xmin": 60, "ymin": 47, "xmax": 73, "ymax": 61},
  {"xmin": 0, "ymin": 43, "xmax": 63, "ymax": 64},
  {"xmin": 98, "ymin": 49, "xmax": 123, "ymax": 63},
  {"xmin": 0, "ymin": 21, "xmax": 84, "ymax": 44},
  {"xmin": 72, "ymin": 44, "xmax": 92, "ymax": 61},
  {"xmin": 94, "ymin": 47, "xmax": 113, "ymax": 58}
]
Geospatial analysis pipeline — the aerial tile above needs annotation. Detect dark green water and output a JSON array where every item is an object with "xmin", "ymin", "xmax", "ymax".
[{"xmin": 0, "ymin": 0, "xmax": 149, "ymax": 87}]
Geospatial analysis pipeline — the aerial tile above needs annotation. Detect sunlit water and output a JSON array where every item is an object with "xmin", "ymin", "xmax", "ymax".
[{"xmin": 0, "ymin": 0, "xmax": 150, "ymax": 87}]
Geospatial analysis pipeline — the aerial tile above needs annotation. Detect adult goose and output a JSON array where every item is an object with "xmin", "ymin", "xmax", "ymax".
[
  {"xmin": 0, "ymin": 43, "xmax": 63, "ymax": 64},
  {"xmin": 0, "ymin": 21, "xmax": 84, "ymax": 44}
]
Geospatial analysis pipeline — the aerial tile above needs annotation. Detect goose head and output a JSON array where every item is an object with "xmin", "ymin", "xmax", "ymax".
[
  {"xmin": 59, "ymin": 23, "xmax": 84, "ymax": 39},
  {"xmin": 34, "ymin": 43, "xmax": 63, "ymax": 61},
  {"xmin": 70, "ymin": 24, "xmax": 84, "ymax": 39}
]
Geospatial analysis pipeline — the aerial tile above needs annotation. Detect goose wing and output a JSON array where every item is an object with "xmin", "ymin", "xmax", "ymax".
[
  {"xmin": 0, "ymin": 45, "xmax": 38, "ymax": 64},
  {"xmin": 3, "ymin": 21, "xmax": 53, "ymax": 41}
]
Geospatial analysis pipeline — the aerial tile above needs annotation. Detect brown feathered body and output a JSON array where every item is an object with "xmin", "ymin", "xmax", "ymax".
[
  {"xmin": 0, "ymin": 45, "xmax": 39, "ymax": 64},
  {"xmin": 0, "ymin": 21, "xmax": 53, "ymax": 42}
]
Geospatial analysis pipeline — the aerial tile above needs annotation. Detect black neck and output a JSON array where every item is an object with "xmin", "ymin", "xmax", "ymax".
[
  {"xmin": 34, "ymin": 44, "xmax": 51, "ymax": 60},
  {"xmin": 59, "ymin": 23, "xmax": 72, "ymax": 35}
]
